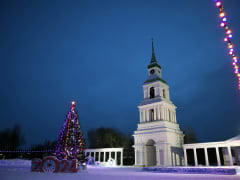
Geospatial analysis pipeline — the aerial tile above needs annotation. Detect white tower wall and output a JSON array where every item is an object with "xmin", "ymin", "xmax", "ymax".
[{"xmin": 133, "ymin": 41, "xmax": 184, "ymax": 167}]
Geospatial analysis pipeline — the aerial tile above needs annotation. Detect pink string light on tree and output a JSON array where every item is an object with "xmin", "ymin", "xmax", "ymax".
[
  {"xmin": 55, "ymin": 101, "xmax": 85, "ymax": 162},
  {"xmin": 214, "ymin": 0, "xmax": 240, "ymax": 90}
]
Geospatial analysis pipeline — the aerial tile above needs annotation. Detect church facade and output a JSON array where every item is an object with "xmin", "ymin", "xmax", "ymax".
[{"xmin": 133, "ymin": 41, "xmax": 184, "ymax": 167}]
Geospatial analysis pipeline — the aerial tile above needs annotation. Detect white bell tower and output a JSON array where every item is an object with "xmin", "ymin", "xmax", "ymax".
[{"xmin": 133, "ymin": 40, "xmax": 184, "ymax": 167}]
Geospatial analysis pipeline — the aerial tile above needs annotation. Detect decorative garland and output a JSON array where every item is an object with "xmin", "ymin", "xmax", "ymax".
[
  {"xmin": 0, "ymin": 150, "xmax": 53, "ymax": 153},
  {"xmin": 214, "ymin": 0, "xmax": 240, "ymax": 90}
]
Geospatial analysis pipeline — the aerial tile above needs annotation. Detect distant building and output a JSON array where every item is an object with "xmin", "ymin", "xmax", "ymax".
[{"xmin": 133, "ymin": 40, "xmax": 184, "ymax": 166}]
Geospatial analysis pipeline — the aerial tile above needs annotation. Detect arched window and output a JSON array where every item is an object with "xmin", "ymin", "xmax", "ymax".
[
  {"xmin": 150, "ymin": 109, "xmax": 154, "ymax": 121},
  {"xmin": 163, "ymin": 89, "xmax": 166, "ymax": 98},
  {"xmin": 150, "ymin": 87, "xmax": 155, "ymax": 99}
]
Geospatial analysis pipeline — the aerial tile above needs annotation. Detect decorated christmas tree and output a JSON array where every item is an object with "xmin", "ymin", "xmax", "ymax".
[{"xmin": 55, "ymin": 101, "xmax": 85, "ymax": 161}]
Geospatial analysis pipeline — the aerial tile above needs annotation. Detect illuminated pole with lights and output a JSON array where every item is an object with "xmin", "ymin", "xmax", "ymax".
[
  {"xmin": 214, "ymin": 0, "xmax": 240, "ymax": 90},
  {"xmin": 55, "ymin": 101, "xmax": 85, "ymax": 161}
]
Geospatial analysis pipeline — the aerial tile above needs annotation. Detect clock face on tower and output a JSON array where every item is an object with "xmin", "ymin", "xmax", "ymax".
[{"xmin": 150, "ymin": 69, "xmax": 155, "ymax": 74}]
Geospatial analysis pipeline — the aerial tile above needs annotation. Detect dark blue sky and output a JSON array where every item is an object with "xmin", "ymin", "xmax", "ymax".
[{"xmin": 0, "ymin": 0, "xmax": 239, "ymax": 147}]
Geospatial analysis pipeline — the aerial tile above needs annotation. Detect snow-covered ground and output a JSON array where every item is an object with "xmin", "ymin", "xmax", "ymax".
[{"xmin": 0, "ymin": 159, "xmax": 240, "ymax": 180}]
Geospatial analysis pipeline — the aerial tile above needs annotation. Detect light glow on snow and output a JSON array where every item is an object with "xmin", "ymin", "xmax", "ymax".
[{"xmin": 0, "ymin": 159, "xmax": 240, "ymax": 180}]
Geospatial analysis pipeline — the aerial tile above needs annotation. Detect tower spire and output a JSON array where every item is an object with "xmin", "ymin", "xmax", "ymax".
[{"xmin": 151, "ymin": 38, "xmax": 157, "ymax": 63}]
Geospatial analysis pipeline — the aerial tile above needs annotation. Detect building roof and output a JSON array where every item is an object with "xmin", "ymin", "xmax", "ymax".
[
  {"xmin": 183, "ymin": 134, "xmax": 240, "ymax": 149},
  {"xmin": 144, "ymin": 77, "xmax": 167, "ymax": 84},
  {"xmin": 226, "ymin": 135, "xmax": 240, "ymax": 142}
]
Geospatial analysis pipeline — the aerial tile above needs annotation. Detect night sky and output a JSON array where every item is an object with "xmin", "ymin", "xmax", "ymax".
[{"xmin": 0, "ymin": 0, "xmax": 240, "ymax": 147}]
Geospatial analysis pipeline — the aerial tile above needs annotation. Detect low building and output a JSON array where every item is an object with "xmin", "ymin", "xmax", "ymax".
[{"xmin": 183, "ymin": 135, "xmax": 240, "ymax": 166}]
